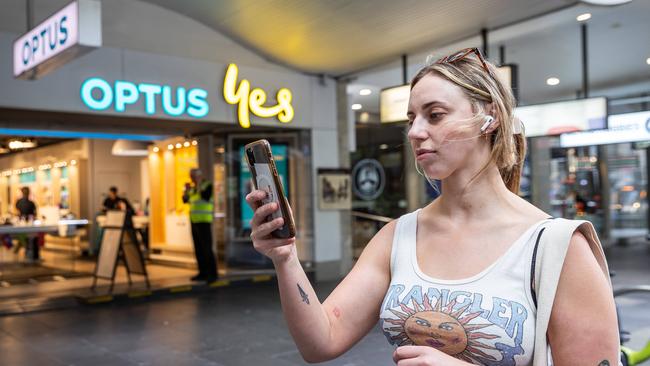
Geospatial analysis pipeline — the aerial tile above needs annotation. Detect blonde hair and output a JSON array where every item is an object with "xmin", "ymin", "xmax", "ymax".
[{"xmin": 411, "ymin": 53, "xmax": 526, "ymax": 194}]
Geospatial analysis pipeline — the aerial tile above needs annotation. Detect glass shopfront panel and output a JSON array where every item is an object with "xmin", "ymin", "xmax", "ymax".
[
  {"xmin": 607, "ymin": 143, "xmax": 648, "ymax": 239},
  {"xmin": 225, "ymin": 131, "xmax": 313, "ymax": 269}
]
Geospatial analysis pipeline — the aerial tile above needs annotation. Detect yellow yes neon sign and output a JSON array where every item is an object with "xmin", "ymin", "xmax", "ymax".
[{"xmin": 223, "ymin": 63, "xmax": 294, "ymax": 128}]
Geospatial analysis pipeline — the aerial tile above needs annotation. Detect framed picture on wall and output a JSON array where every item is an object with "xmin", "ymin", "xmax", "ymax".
[{"xmin": 317, "ymin": 169, "xmax": 351, "ymax": 210}]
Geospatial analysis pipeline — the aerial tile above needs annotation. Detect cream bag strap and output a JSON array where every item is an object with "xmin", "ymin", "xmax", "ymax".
[{"xmin": 531, "ymin": 218, "xmax": 614, "ymax": 366}]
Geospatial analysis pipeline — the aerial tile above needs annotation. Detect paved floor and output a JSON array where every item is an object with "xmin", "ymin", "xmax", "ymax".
[
  {"xmin": 0, "ymin": 246, "xmax": 271, "ymax": 303},
  {"xmin": 0, "ymin": 240, "xmax": 648, "ymax": 366}
]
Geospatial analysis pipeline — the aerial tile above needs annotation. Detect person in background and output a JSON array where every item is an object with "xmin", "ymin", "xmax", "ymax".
[
  {"xmin": 16, "ymin": 186, "xmax": 36, "ymax": 220},
  {"xmin": 16, "ymin": 186, "xmax": 39, "ymax": 260},
  {"xmin": 103, "ymin": 186, "xmax": 124, "ymax": 212},
  {"xmin": 183, "ymin": 168, "xmax": 217, "ymax": 283},
  {"xmin": 100, "ymin": 186, "xmax": 140, "ymax": 250}
]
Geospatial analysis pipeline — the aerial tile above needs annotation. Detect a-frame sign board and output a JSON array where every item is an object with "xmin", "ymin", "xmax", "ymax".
[{"xmin": 91, "ymin": 210, "xmax": 150, "ymax": 291}]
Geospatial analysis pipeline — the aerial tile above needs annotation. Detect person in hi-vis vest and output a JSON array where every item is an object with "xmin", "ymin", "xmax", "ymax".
[{"xmin": 183, "ymin": 168, "xmax": 218, "ymax": 282}]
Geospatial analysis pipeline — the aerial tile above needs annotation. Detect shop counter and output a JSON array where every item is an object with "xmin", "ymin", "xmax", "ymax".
[{"xmin": 0, "ymin": 219, "xmax": 89, "ymax": 235}]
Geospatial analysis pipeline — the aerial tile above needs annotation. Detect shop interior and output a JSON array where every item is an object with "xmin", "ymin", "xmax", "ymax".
[{"xmin": 0, "ymin": 122, "xmax": 313, "ymax": 299}]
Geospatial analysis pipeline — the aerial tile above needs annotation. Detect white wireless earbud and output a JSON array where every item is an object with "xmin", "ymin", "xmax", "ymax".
[{"xmin": 480, "ymin": 115, "xmax": 495, "ymax": 133}]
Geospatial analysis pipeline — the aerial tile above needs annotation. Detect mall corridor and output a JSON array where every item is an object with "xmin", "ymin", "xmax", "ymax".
[{"xmin": 0, "ymin": 240, "xmax": 649, "ymax": 366}]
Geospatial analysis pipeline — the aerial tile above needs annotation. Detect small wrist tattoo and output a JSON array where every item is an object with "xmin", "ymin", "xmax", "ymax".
[
  {"xmin": 598, "ymin": 360, "xmax": 610, "ymax": 366},
  {"xmin": 297, "ymin": 284, "xmax": 310, "ymax": 305}
]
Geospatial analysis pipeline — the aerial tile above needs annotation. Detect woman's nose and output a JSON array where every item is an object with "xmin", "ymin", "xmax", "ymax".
[{"xmin": 407, "ymin": 117, "xmax": 428, "ymax": 140}]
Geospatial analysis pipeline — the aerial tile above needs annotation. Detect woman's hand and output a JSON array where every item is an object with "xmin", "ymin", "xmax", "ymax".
[
  {"xmin": 393, "ymin": 346, "xmax": 471, "ymax": 366},
  {"xmin": 245, "ymin": 189, "xmax": 296, "ymax": 264}
]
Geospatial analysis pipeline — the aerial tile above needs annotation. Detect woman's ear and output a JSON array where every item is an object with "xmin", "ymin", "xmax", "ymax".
[{"xmin": 483, "ymin": 104, "xmax": 500, "ymax": 134}]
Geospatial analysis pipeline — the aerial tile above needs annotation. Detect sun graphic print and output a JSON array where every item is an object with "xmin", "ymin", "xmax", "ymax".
[{"xmin": 383, "ymin": 295, "xmax": 500, "ymax": 364}]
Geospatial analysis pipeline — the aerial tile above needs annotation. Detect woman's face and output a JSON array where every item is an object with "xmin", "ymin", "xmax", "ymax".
[{"xmin": 407, "ymin": 73, "xmax": 486, "ymax": 181}]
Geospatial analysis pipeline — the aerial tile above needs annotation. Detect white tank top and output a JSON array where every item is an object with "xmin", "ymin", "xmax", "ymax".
[{"xmin": 380, "ymin": 210, "xmax": 547, "ymax": 366}]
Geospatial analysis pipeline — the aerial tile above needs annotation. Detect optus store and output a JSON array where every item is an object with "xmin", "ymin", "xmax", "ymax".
[{"xmin": 0, "ymin": 27, "xmax": 343, "ymax": 287}]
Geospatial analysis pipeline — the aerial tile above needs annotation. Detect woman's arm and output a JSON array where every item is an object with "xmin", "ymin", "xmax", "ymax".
[
  {"xmin": 246, "ymin": 190, "xmax": 394, "ymax": 363},
  {"xmin": 547, "ymin": 231, "xmax": 619, "ymax": 366}
]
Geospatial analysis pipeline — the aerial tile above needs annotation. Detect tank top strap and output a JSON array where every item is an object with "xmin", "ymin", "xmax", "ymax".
[{"xmin": 390, "ymin": 209, "xmax": 420, "ymax": 276}]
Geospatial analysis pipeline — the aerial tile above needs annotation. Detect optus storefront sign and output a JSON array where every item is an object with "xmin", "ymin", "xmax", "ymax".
[
  {"xmin": 13, "ymin": 0, "xmax": 102, "ymax": 79},
  {"xmin": 81, "ymin": 78, "xmax": 210, "ymax": 118},
  {"xmin": 80, "ymin": 63, "xmax": 295, "ymax": 128}
]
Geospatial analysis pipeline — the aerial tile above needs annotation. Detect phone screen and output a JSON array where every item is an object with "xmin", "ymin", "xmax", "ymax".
[{"xmin": 254, "ymin": 163, "xmax": 283, "ymax": 222}]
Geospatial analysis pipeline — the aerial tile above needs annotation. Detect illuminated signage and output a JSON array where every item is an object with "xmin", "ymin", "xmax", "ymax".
[
  {"xmin": 223, "ymin": 64, "xmax": 294, "ymax": 128},
  {"xmin": 80, "ymin": 78, "xmax": 209, "ymax": 118},
  {"xmin": 380, "ymin": 85, "xmax": 410, "ymax": 123},
  {"xmin": 560, "ymin": 111, "xmax": 650, "ymax": 147},
  {"xmin": 515, "ymin": 97, "xmax": 607, "ymax": 137},
  {"xmin": 79, "ymin": 63, "xmax": 295, "ymax": 126},
  {"xmin": 13, "ymin": 0, "xmax": 101, "ymax": 79}
]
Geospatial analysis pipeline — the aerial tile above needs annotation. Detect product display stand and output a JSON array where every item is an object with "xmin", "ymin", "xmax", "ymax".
[{"xmin": 91, "ymin": 210, "xmax": 150, "ymax": 292}]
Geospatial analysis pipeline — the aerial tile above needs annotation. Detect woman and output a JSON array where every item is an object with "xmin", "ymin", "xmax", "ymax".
[{"xmin": 245, "ymin": 48, "xmax": 619, "ymax": 365}]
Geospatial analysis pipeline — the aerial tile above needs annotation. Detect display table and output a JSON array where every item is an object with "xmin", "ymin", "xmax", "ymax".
[{"xmin": 0, "ymin": 219, "xmax": 89, "ymax": 235}]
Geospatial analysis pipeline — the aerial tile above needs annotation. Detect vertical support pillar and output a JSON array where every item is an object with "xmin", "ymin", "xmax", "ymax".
[
  {"xmin": 401, "ymin": 54, "xmax": 408, "ymax": 85},
  {"xmin": 646, "ymin": 147, "xmax": 650, "ymax": 240},
  {"xmin": 481, "ymin": 28, "xmax": 489, "ymax": 58},
  {"xmin": 197, "ymin": 135, "xmax": 214, "ymax": 184},
  {"xmin": 598, "ymin": 145, "xmax": 610, "ymax": 243},
  {"xmin": 197, "ymin": 134, "xmax": 215, "ymax": 255},
  {"xmin": 336, "ymin": 79, "xmax": 353, "ymax": 275},
  {"xmin": 581, "ymin": 23, "xmax": 589, "ymax": 98},
  {"xmin": 499, "ymin": 45, "xmax": 505, "ymax": 65}
]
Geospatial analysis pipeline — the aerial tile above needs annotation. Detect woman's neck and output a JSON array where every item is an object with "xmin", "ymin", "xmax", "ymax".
[{"xmin": 433, "ymin": 163, "xmax": 516, "ymax": 222}]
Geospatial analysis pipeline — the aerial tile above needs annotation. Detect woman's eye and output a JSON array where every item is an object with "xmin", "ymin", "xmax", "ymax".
[{"xmin": 430, "ymin": 112, "xmax": 443, "ymax": 120}]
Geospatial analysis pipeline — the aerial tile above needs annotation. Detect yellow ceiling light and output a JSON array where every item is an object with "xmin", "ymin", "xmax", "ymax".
[
  {"xmin": 152, "ymin": 146, "xmax": 159, "ymax": 153},
  {"xmin": 167, "ymin": 144, "xmax": 174, "ymax": 150}
]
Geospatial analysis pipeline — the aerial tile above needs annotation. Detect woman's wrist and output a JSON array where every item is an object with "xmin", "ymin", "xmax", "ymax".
[{"xmin": 272, "ymin": 249, "xmax": 300, "ymax": 269}]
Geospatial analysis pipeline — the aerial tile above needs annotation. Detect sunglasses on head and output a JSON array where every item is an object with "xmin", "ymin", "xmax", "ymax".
[{"xmin": 435, "ymin": 48, "xmax": 492, "ymax": 77}]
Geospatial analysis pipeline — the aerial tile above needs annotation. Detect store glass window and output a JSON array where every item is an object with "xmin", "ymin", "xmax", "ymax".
[
  {"xmin": 225, "ymin": 131, "xmax": 312, "ymax": 269},
  {"xmin": 607, "ymin": 143, "xmax": 648, "ymax": 239}
]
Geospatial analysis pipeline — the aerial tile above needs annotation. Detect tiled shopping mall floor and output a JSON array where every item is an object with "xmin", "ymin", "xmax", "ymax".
[{"xmin": 0, "ymin": 240, "xmax": 649, "ymax": 366}]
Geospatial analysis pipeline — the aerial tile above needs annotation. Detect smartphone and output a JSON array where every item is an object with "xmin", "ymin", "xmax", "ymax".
[{"xmin": 244, "ymin": 139, "xmax": 296, "ymax": 239}]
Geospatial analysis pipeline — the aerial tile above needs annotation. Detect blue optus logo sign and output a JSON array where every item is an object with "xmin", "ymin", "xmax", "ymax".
[{"xmin": 80, "ymin": 77, "xmax": 209, "ymax": 118}]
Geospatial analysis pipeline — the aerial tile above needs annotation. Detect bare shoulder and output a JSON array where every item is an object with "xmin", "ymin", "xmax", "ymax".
[
  {"xmin": 562, "ymin": 230, "xmax": 607, "ymax": 282},
  {"xmin": 559, "ymin": 230, "xmax": 608, "ymax": 290}
]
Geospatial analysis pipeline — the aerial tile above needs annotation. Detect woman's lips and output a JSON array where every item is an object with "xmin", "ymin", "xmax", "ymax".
[{"xmin": 416, "ymin": 151, "xmax": 435, "ymax": 161}]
